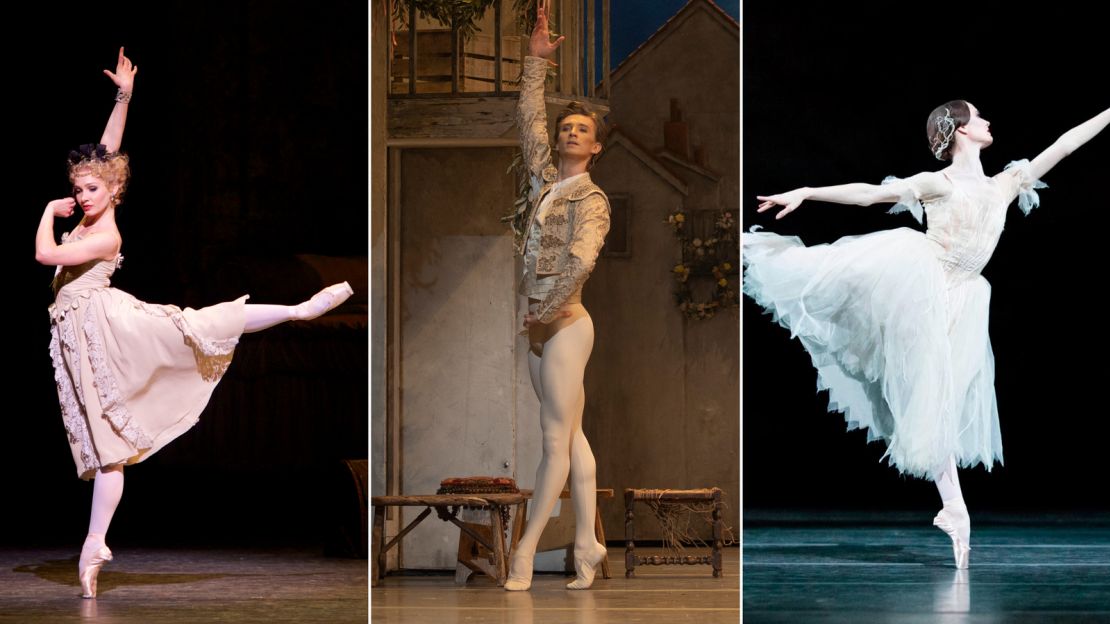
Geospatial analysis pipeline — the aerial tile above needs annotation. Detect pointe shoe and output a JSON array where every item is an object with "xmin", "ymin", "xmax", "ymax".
[
  {"xmin": 933, "ymin": 503, "xmax": 971, "ymax": 569},
  {"xmin": 78, "ymin": 543, "xmax": 113, "ymax": 599},
  {"xmin": 566, "ymin": 542, "xmax": 607, "ymax": 590},
  {"xmin": 503, "ymin": 552, "xmax": 533, "ymax": 591},
  {"xmin": 293, "ymin": 281, "xmax": 354, "ymax": 320}
]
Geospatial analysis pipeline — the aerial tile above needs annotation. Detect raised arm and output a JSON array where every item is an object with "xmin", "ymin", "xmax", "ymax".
[
  {"xmin": 516, "ymin": 0, "xmax": 564, "ymax": 184},
  {"xmin": 1027, "ymin": 108, "xmax": 1109, "ymax": 181},
  {"xmin": 36, "ymin": 199, "xmax": 120, "ymax": 266},
  {"xmin": 757, "ymin": 172, "xmax": 950, "ymax": 220},
  {"xmin": 99, "ymin": 47, "xmax": 137, "ymax": 153}
]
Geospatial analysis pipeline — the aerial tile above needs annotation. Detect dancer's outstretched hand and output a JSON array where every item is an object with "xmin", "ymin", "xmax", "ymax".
[
  {"xmin": 756, "ymin": 189, "xmax": 807, "ymax": 219},
  {"xmin": 529, "ymin": 0, "xmax": 564, "ymax": 60},
  {"xmin": 103, "ymin": 47, "xmax": 137, "ymax": 93}
]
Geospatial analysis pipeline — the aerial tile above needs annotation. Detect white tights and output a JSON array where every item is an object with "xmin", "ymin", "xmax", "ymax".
[
  {"xmin": 84, "ymin": 466, "xmax": 124, "ymax": 550},
  {"xmin": 516, "ymin": 316, "xmax": 600, "ymax": 560},
  {"xmin": 934, "ymin": 455, "xmax": 971, "ymax": 554},
  {"xmin": 243, "ymin": 305, "xmax": 295, "ymax": 333},
  {"xmin": 934, "ymin": 455, "xmax": 965, "ymax": 505},
  {"xmin": 242, "ymin": 282, "xmax": 355, "ymax": 332}
]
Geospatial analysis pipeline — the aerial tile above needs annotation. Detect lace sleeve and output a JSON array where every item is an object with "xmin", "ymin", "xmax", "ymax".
[
  {"xmin": 534, "ymin": 194, "xmax": 610, "ymax": 323},
  {"xmin": 1002, "ymin": 159, "xmax": 1048, "ymax": 215},
  {"xmin": 516, "ymin": 56, "xmax": 559, "ymax": 190},
  {"xmin": 881, "ymin": 176, "xmax": 924, "ymax": 224}
]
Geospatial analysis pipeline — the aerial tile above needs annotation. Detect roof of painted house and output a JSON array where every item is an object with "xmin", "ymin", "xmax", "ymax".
[
  {"xmin": 605, "ymin": 0, "xmax": 739, "ymax": 90},
  {"xmin": 597, "ymin": 126, "xmax": 690, "ymax": 196}
]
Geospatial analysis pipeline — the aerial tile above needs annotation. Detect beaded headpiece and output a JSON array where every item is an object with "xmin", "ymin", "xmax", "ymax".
[
  {"xmin": 68, "ymin": 143, "xmax": 109, "ymax": 166},
  {"xmin": 932, "ymin": 108, "xmax": 956, "ymax": 160}
]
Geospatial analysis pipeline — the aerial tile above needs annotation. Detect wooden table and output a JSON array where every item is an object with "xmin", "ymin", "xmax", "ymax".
[{"xmin": 370, "ymin": 493, "xmax": 525, "ymax": 586}]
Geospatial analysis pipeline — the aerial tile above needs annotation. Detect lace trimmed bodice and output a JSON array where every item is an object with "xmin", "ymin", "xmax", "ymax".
[
  {"xmin": 924, "ymin": 178, "xmax": 1009, "ymax": 278},
  {"xmin": 50, "ymin": 246, "xmax": 123, "ymax": 324},
  {"xmin": 884, "ymin": 159, "xmax": 1045, "ymax": 281}
]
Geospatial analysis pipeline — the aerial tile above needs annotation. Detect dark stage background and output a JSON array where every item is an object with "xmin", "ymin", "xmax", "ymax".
[
  {"xmin": 7, "ymin": 2, "xmax": 368, "ymax": 548},
  {"xmin": 744, "ymin": 4, "xmax": 1109, "ymax": 513}
]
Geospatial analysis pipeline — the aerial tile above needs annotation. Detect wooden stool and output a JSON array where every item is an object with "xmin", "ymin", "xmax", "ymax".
[
  {"xmin": 370, "ymin": 493, "xmax": 524, "ymax": 587},
  {"xmin": 624, "ymin": 487, "xmax": 723, "ymax": 578},
  {"xmin": 508, "ymin": 488, "xmax": 613, "ymax": 579}
]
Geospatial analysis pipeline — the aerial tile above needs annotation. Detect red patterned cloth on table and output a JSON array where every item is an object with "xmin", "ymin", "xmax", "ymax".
[{"xmin": 437, "ymin": 477, "xmax": 519, "ymax": 527}]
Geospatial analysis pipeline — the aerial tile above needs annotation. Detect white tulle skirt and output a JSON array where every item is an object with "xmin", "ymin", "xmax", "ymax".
[{"xmin": 743, "ymin": 227, "xmax": 1003, "ymax": 479}]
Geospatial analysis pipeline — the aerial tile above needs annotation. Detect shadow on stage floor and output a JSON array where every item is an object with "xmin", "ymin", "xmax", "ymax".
[{"xmin": 0, "ymin": 547, "xmax": 367, "ymax": 623}]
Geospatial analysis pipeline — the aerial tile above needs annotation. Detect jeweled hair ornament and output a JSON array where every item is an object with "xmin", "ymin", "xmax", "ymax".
[
  {"xmin": 933, "ymin": 108, "xmax": 956, "ymax": 160},
  {"xmin": 68, "ymin": 143, "xmax": 109, "ymax": 165}
]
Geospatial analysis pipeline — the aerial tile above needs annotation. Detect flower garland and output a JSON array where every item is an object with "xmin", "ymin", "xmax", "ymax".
[{"xmin": 666, "ymin": 207, "xmax": 739, "ymax": 320}]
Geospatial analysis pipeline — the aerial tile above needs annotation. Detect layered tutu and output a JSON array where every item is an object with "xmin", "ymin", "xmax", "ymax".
[{"xmin": 743, "ymin": 226, "xmax": 1002, "ymax": 479}]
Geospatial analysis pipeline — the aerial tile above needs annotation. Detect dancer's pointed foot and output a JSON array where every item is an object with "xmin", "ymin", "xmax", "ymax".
[
  {"xmin": 566, "ymin": 541, "xmax": 607, "ymax": 590},
  {"xmin": 78, "ymin": 535, "xmax": 113, "ymax": 599},
  {"xmin": 293, "ymin": 282, "xmax": 354, "ymax": 320},
  {"xmin": 504, "ymin": 552, "xmax": 533, "ymax": 591},
  {"xmin": 933, "ymin": 502, "xmax": 971, "ymax": 569}
]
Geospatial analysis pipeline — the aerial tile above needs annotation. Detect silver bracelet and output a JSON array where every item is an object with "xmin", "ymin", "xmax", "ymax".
[{"xmin": 115, "ymin": 89, "xmax": 132, "ymax": 104}]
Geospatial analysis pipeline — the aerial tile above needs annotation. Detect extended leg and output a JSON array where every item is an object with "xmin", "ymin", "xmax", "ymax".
[{"xmin": 242, "ymin": 282, "xmax": 354, "ymax": 332}]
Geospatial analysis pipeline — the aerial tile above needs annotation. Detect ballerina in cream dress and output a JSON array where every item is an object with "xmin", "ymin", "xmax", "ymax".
[{"xmin": 35, "ymin": 48, "xmax": 353, "ymax": 598}]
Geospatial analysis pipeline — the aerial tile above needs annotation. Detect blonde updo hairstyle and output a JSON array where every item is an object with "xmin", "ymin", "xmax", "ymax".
[{"xmin": 67, "ymin": 145, "xmax": 131, "ymax": 207}]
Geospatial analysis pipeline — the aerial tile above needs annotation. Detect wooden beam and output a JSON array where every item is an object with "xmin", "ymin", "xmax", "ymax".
[
  {"xmin": 387, "ymin": 145, "xmax": 403, "ymax": 570},
  {"xmin": 408, "ymin": 3, "xmax": 416, "ymax": 95},
  {"xmin": 451, "ymin": 19, "xmax": 459, "ymax": 94},
  {"xmin": 387, "ymin": 137, "xmax": 519, "ymax": 148},
  {"xmin": 373, "ymin": 494, "xmax": 525, "ymax": 506},
  {"xmin": 574, "ymin": 0, "xmax": 582, "ymax": 96},
  {"xmin": 587, "ymin": 0, "xmax": 595, "ymax": 97},
  {"xmin": 494, "ymin": 0, "xmax": 503, "ymax": 93},
  {"xmin": 557, "ymin": 0, "xmax": 571, "ymax": 95},
  {"xmin": 602, "ymin": 0, "xmax": 610, "ymax": 99},
  {"xmin": 388, "ymin": 97, "xmax": 518, "ymax": 139},
  {"xmin": 383, "ymin": 507, "xmax": 432, "ymax": 552}
]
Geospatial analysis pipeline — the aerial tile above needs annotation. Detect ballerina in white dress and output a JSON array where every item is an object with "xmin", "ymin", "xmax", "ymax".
[{"xmin": 745, "ymin": 101, "xmax": 1109, "ymax": 568}]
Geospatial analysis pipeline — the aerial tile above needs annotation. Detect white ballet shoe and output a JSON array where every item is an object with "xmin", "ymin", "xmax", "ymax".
[
  {"xmin": 933, "ymin": 502, "xmax": 971, "ymax": 569},
  {"xmin": 566, "ymin": 542, "xmax": 607, "ymax": 590},
  {"xmin": 503, "ymin": 552, "xmax": 533, "ymax": 591},
  {"xmin": 78, "ymin": 536, "xmax": 113, "ymax": 599},
  {"xmin": 293, "ymin": 281, "xmax": 354, "ymax": 320}
]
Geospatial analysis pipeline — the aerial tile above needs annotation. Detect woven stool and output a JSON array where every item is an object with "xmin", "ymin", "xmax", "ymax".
[{"xmin": 624, "ymin": 487, "xmax": 723, "ymax": 578}]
